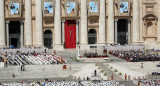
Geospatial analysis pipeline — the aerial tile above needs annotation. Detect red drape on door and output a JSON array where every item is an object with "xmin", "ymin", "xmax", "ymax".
[{"xmin": 65, "ymin": 20, "xmax": 76, "ymax": 48}]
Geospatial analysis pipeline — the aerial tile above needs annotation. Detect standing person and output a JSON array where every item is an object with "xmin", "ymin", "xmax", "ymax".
[
  {"xmin": 23, "ymin": 65, "xmax": 25, "ymax": 71},
  {"xmin": 94, "ymin": 70, "xmax": 97, "ymax": 76},
  {"xmin": 12, "ymin": 73, "xmax": 15, "ymax": 78},
  {"xmin": 21, "ymin": 65, "xmax": 23, "ymax": 71}
]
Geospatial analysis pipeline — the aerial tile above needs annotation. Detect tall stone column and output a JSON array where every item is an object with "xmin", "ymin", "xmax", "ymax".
[
  {"xmin": 54, "ymin": 0, "xmax": 63, "ymax": 50},
  {"xmin": 157, "ymin": 1, "xmax": 160, "ymax": 43},
  {"xmin": 0, "ymin": 0, "xmax": 6, "ymax": 47},
  {"xmin": 80, "ymin": 0, "xmax": 87, "ymax": 44},
  {"xmin": 99, "ymin": 0, "xmax": 106, "ymax": 44},
  {"xmin": 132, "ymin": 0, "xmax": 140, "ymax": 43},
  {"xmin": 80, "ymin": 0, "xmax": 89, "ymax": 50},
  {"xmin": 76, "ymin": 20, "xmax": 79, "ymax": 44},
  {"xmin": 6, "ymin": 21, "xmax": 10, "ymax": 47},
  {"xmin": 128, "ymin": 19, "xmax": 131, "ymax": 44},
  {"xmin": 107, "ymin": 0, "xmax": 114, "ymax": 44},
  {"xmin": 35, "ymin": 0, "xmax": 43, "ymax": 47},
  {"xmin": 114, "ymin": 19, "xmax": 118, "ymax": 44},
  {"xmin": 20, "ymin": 21, "xmax": 24, "ymax": 47},
  {"xmin": 62, "ymin": 20, "xmax": 65, "ymax": 45},
  {"xmin": 25, "ymin": 0, "xmax": 32, "ymax": 46}
]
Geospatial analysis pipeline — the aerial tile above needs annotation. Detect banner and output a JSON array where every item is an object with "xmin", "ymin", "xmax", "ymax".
[
  {"xmin": 119, "ymin": 0, "xmax": 130, "ymax": 16},
  {"xmin": 8, "ymin": 0, "xmax": 21, "ymax": 17},
  {"xmin": 43, "ymin": 0, "xmax": 54, "ymax": 16},
  {"xmin": 10, "ymin": 3, "xmax": 19, "ymax": 15},
  {"xmin": 65, "ymin": 0, "xmax": 77, "ymax": 16},
  {"xmin": 88, "ymin": 0, "xmax": 99, "ymax": 16}
]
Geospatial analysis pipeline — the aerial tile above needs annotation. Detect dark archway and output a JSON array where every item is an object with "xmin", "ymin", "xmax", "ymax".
[
  {"xmin": 9, "ymin": 21, "xmax": 21, "ymax": 48},
  {"xmin": 88, "ymin": 29, "xmax": 97, "ymax": 44},
  {"xmin": 44, "ymin": 30, "xmax": 52, "ymax": 49},
  {"xmin": 117, "ymin": 19, "xmax": 128, "ymax": 45}
]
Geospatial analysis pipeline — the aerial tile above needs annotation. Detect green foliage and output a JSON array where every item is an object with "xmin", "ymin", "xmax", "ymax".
[
  {"xmin": 106, "ymin": 64, "xmax": 109, "ymax": 66},
  {"xmin": 104, "ymin": 73, "xmax": 107, "ymax": 76},
  {"xmin": 100, "ymin": 70, "xmax": 104, "ymax": 73},
  {"xmin": 114, "ymin": 69, "xmax": 118, "ymax": 72},
  {"xmin": 118, "ymin": 72, "xmax": 122, "ymax": 76}
]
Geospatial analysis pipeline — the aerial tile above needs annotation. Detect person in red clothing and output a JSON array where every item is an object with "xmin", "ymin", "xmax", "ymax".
[{"xmin": 111, "ymin": 74, "xmax": 114, "ymax": 80}]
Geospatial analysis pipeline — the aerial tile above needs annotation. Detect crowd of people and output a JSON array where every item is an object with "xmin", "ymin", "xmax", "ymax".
[
  {"xmin": 1, "ymin": 80, "xmax": 125, "ymax": 86},
  {"xmin": 109, "ymin": 49, "xmax": 160, "ymax": 62},
  {"xmin": 5, "ymin": 51, "xmax": 67, "ymax": 65},
  {"xmin": 83, "ymin": 50, "xmax": 108, "ymax": 58},
  {"xmin": 139, "ymin": 78, "xmax": 160, "ymax": 86}
]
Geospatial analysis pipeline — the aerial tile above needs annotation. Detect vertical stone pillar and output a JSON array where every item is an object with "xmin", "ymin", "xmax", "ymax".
[
  {"xmin": 54, "ymin": 0, "xmax": 63, "ymax": 50},
  {"xmin": 157, "ymin": 1, "xmax": 160, "ymax": 42},
  {"xmin": 76, "ymin": 20, "xmax": 79, "ymax": 44},
  {"xmin": 20, "ymin": 21, "xmax": 24, "ymax": 47},
  {"xmin": 99, "ymin": 0, "xmax": 106, "ymax": 44},
  {"xmin": 132, "ymin": 0, "xmax": 140, "ymax": 43},
  {"xmin": 6, "ymin": 21, "xmax": 10, "ymax": 47},
  {"xmin": 114, "ymin": 19, "xmax": 118, "ymax": 44},
  {"xmin": 35, "ymin": 0, "xmax": 43, "ymax": 47},
  {"xmin": 25, "ymin": 0, "xmax": 32, "ymax": 46},
  {"xmin": 0, "ymin": 0, "xmax": 6, "ymax": 47},
  {"xmin": 80, "ymin": 0, "xmax": 87, "ymax": 44},
  {"xmin": 128, "ymin": 19, "xmax": 131, "ymax": 44},
  {"xmin": 62, "ymin": 20, "xmax": 65, "ymax": 45},
  {"xmin": 107, "ymin": 0, "xmax": 114, "ymax": 44},
  {"xmin": 80, "ymin": 0, "xmax": 89, "ymax": 50}
]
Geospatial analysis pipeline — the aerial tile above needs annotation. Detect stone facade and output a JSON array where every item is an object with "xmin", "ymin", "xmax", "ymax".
[{"xmin": 0, "ymin": 0, "xmax": 160, "ymax": 50}]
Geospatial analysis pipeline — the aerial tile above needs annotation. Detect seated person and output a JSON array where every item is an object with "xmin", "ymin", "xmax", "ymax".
[
  {"xmin": 44, "ymin": 7, "xmax": 49, "ymax": 13},
  {"xmin": 14, "ymin": 8, "xmax": 19, "ymax": 15},
  {"xmin": 123, "ymin": 7, "xmax": 128, "ymax": 13},
  {"xmin": 49, "ymin": 3, "xmax": 53, "ymax": 8},
  {"xmin": 10, "ymin": 4, "xmax": 15, "ymax": 9}
]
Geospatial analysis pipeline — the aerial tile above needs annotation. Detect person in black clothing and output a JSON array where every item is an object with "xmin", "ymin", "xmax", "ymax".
[
  {"xmin": 94, "ymin": 70, "xmax": 97, "ymax": 76},
  {"xmin": 10, "ymin": 4, "xmax": 15, "ymax": 9},
  {"xmin": 44, "ymin": 7, "xmax": 49, "ymax": 13},
  {"xmin": 21, "ymin": 65, "xmax": 23, "ymax": 71},
  {"xmin": 87, "ymin": 77, "xmax": 89, "ymax": 81}
]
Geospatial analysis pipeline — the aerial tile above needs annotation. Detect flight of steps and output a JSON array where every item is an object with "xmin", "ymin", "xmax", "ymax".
[{"xmin": 0, "ymin": 64, "xmax": 86, "ymax": 80}]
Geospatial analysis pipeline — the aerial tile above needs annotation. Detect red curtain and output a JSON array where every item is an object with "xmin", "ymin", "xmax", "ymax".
[{"xmin": 65, "ymin": 20, "xmax": 76, "ymax": 48}]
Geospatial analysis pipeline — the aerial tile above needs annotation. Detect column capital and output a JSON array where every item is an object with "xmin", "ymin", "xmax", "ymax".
[
  {"xmin": 115, "ymin": 19, "xmax": 118, "ymax": 22},
  {"xmin": 20, "ymin": 21, "xmax": 24, "ymax": 24},
  {"xmin": 62, "ymin": 20, "xmax": 65, "ymax": 23},
  {"xmin": 76, "ymin": 20, "xmax": 79, "ymax": 23},
  {"xmin": 127, "ymin": 19, "xmax": 131, "ymax": 22},
  {"xmin": 6, "ymin": 21, "xmax": 10, "ymax": 24}
]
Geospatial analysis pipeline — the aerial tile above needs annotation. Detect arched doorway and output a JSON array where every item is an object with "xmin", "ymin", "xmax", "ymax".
[
  {"xmin": 65, "ymin": 20, "xmax": 76, "ymax": 49},
  {"xmin": 44, "ymin": 30, "xmax": 52, "ymax": 49},
  {"xmin": 88, "ymin": 29, "xmax": 97, "ymax": 44},
  {"xmin": 9, "ymin": 21, "xmax": 21, "ymax": 48},
  {"xmin": 117, "ymin": 19, "xmax": 128, "ymax": 45}
]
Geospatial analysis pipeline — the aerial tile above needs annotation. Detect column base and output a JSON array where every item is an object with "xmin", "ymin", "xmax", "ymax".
[
  {"xmin": 80, "ymin": 44, "xmax": 90, "ymax": 51},
  {"xmin": 107, "ymin": 42, "xmax": 115, "ymax": 45},
  {"xmin": 0, "ymin": 45, "xmax": 6, "ymax": 48},
  {"xmin": 131, "ymin": 42, "xmax": 141, "ymax": 44},
  {"xmin": 34, "ymin": 44, "xmax": 44, "ymax": 48},
  {"xmin": 53, "ymin": 45, "xmax": 64, "ymax": 51}
]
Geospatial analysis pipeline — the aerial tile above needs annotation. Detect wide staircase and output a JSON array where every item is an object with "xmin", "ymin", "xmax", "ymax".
[{"xmin": 0, "ymin": 64, "xmax": 85, "ymax": 80}]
